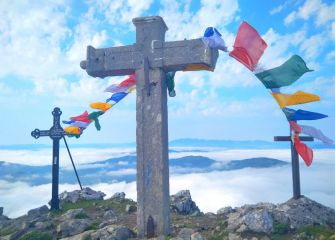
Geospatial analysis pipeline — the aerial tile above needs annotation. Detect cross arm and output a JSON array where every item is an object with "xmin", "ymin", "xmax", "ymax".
[
  {"xmin": 274, "ymin": 136, "xmax": 314, "ymax": 141},
  {"xmin": 31, "ymin": 129, "xmax": 50, "ymax": 139}
]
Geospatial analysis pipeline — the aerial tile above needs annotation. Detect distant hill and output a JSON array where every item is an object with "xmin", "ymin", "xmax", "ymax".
[{"xmin": 0, "ymin": 156, "xmax": 287, "ymax": 186}]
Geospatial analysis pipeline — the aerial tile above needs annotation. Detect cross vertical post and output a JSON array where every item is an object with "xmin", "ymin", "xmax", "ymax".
[
  {"xmin": 31, "ymin": 107, "xmax": 66, "ymax": 210},
  {"xmin": 80, "ymin": 15, "xmax": 219, "ymax": 237},
  {"xmin": 274, "ymin": 122, "xmax": 314, "ymax": 199}
]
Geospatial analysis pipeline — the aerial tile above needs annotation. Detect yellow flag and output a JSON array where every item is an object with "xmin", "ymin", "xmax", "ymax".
[
  {"xmin": 272, "ymin": 91, "xmax": 320, "ymax": 108},
  {"xmin": 64, "ymin": 126, "xmax": 81, "ymax": 135},
  {"xmin": 183, "ymin": 64, "xmax": 214, "ymax": 72},
  {"xmin": 90, "ymin": 102, "xmax": 113, "ymax": 112}
]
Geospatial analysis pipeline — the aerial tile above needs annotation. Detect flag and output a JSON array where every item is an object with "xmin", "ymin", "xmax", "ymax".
[
  {"xmin": 90, "ymin": 102, "xmax": 113, "ymax": 112},
  {"xmin": 64, "ymin": 126, "xmax": 82, "ymax": 135},
  {"xmin": 290, "ymin": 121, "xmax": 333, "ymax": 144},
  {"xmin": 106, "ymin": 92, "xmax": 128, "ymax": 103},
  {"xmin": 255, "ymin": 55, "xmax": 313, "ymax": 88},
  {"xmin": 202, "ymin": 27, "xmax": 228, "ymax": 52},
  {"xmin": 283, "ymin": 108, "xmax": 328, "ymax": 121},
  {"xmin": 229, "ymin": 21, "xmax": 267, "ymax": 71},
  {"xmin": 294, "ymin": 135, "xmax": 313, "ymax": 166},
  {"xmin": 104, "ymin": 74, "xmax": 136, "ymax": 93},
  {"xmin": 69, "ymin": 121, "xmax": 90, "ymax": 129},
  {"xmin": 166, "ymin": 71, "xmax": 176, "ymax": 97},
  {"xmin": 183, "ymin": 64, "xmax": 213, "ymax": 72},
  {"xmin": 271, "ymin": 91, "xmax": 320, "ymax": 108},
  {"xmin": 70, "ymin": 111, "xmax": 91, "ymax": 123},
  {"xmin": 88, "ymin": 111, "xmax": 104, "ymax": 131}
]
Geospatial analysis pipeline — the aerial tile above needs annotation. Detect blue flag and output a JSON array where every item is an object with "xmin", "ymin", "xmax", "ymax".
[
  {"xmin": 283, "ymin": 107, "xmax": 328, "ymax": 121},
  {"xmin": 106, "ymin": 92, "xmax": 128, "ymax": 103}
]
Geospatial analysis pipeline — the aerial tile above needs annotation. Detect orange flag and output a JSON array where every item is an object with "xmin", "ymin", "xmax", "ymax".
[{"xmin": 272, "ymin": 91, "xmax": 320, "ymax": 108}]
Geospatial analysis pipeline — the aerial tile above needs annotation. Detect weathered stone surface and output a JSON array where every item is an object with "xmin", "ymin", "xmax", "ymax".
[
  {"xmin": 103, "ymin": 209, "xmax": 117, "ymax": 223},
  {"xmin": 27, "ymin": 205, "xmax": 49, "ymax": 218},
  {"xmin": 191, "ymin": 232, "xmax": 204, "ymax": 240},
  {"xmin": 60, "ymin": 230, "xmax": 95, "ymax": 240},
  {"xmin": 125, "ymin": 204, "xmax": 137, "ymax": 213},
  {"xmin": 217, "ymin": 206, "xmax": 235, "ymax": 215},
  {"xmin": 57, "ymin": 219, "xmax": 91, "ymax": 237},
  {"xmin": 90, "ymin": 225, "xmax": 134, "ymax": 240},
  {"xmin": 177, "ymin": 228, "xmax": 195, "ymax": 240},
  {"xmin": 59, "ymin": 187, "xmax": 106, "ymax": 204},
  {"xmin": 61, "ymin": 208, "xmax": 87, "ymax": 220},
  {"xmin": 110, "ymin": 192, "xmax": 126, "ymax": 201},
  {"xmin": 35, "ymin": 221, "xmax": 54, "ymax": 230},
  {"xmin": 170, "ymin": 190, "xmax": 202, "ymax": 216},
  {"xmin": 228, "ymin": 233, "xmax": 242, "ymax": 240}
]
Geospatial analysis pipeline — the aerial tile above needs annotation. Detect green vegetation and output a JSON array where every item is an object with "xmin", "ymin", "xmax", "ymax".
[
  {"xmin": 19, "ymin": 231, "xmax": 52, "ymax": 240},
  {"xmin": 0, "ymin": 226, "xmax": 17, "ymax": 236},
  {"xmin": 74, "ymin": 211, "xmax": 89, "ymax": 219},
  {"xmin": 87, "ymin": 220, "xmax": 102, "ymax": 231},
  {"xmin": 273, "ymin": 223, "xmax": 289, "ymax": 234},
  {"xmin": 298, "ymin": 225, "xmax": 335, "ymax": 238}
]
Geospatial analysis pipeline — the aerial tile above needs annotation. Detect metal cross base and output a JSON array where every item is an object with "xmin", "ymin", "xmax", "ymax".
[
  {"xmin": 274, "ymin": 134, "xmax": 313, "ymax": 199},
  {"xmin": 80, "ymin": 16, "xmax": 218, "ymax": 237},
  {"xmin": 31, "ymin": 107, "xmax": 82, "ymax": 210}
]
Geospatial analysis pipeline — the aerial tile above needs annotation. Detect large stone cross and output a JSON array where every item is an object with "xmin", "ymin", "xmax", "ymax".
[{"xmin": 80, "ymin": 16, "xmax": 218, "ymax": 237}]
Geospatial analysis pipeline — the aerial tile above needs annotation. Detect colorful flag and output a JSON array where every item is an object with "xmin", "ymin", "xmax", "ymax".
[
  {"xmin": 119, "ymin": 74, "xmax": 136, "ymax": 88},
  {"xmin": 294, "ymin": 135, "xmax": 313, "ymax": 166},
  {"xmin": 69, "ymin": 121, "xmax": 90, "ymax": 129},
  {"xmin": 290, "ymin": 121, "xmax": 333, "ymax": 144},
  {"xmin": 283, "ymin": 108, "xmax": 328, "ymax": 121},
  {"xmin": 202, "ymin": 27, "xmax": 228, "ymax": 52},
  {"xmin": 106, "ymin": 92, "xmax": 128, "ymax": 103},
  {"xmin": 70, "ymin": 111, "xmax": 91, "ymax": 123},
  {"xmin": 166, "ymin": 71, "xmax": 176, "ymax": 97},
  {"xmin": 104, "ymin": 74, "xmax": 136, "ymax": 93},
  {"xmin": 289, "ymin": 121, "xmax": 302, "ymax": 133},
  {"xmin": 88, "ymin": 111, "xmax": 104, "ymax": 131},
  {"xmin": 255, "ymin": 55, "xmax": 313, "ymax": 88},
  {"xmin": 271, "ymin": 91, "xmax": 320, "ymax": 108},
  {"xmin": 64, "ymin": 126, "xmax": 82, "ymax": 135},
  {"xmin": 229, "ymin": 21, "xmax": 267, "ymax": 71},
  {"xmin": 90, "ymin": 102, "xmax": 113, "ymax": 112}
]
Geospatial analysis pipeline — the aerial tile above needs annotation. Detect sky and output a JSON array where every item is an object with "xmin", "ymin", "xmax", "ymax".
[{"xmin": 0, "ymin": 0, "xmax": 335, "ymax": 145}]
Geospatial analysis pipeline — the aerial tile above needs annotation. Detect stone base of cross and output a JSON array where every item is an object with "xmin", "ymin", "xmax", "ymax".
[{"xmin": 80, "ymin": 16, "xmax": 219, "ymax": 237}]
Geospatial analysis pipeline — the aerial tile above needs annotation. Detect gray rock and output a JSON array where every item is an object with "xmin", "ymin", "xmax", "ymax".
[
  {"xmin": 57, "ymin": 219, "xmax": 91, "ymax": 237},
  {"xmin": 103, "ymin": 210, "xmax": 117, "ymax": 223},
  {"xmin": 217, "ymin": 206, "xmax": 234, "ymax": 215},
  {"xmin": 170, "ymin": 190, "xmax": 202, "ymax": 216},
  {"xmin": 274, "ymin": 196, "xmax": 335, "ymax": 229},
  {"xmin": 243, "ymin": 209, "xmax": 273, "ymax": 234},
  {"xmin": 59, "ymin": 187, "xmax": 106, "ymax": 204},
  {"xmin": 191, "ymin": 232, "xmax": 204, "ymax": 240},
  {"xmin": 125, "ymin": 204, "xmax": 137, "ymax": 213},
  {"xmin": 27, "ymin": 205, "xmax": 49, "ymax": 218},
  {"xmin": 110, "ymin": 192, "xmax": 126, "ymax": 201},
  {"xmin": 59, "ymin": 230, "xmax": 95, "ymax": 240},
  {"xmin": 228, "ymin": 233, "xmax": 242, "ymax": 240},
  {"xmin": 35, "ymin": 221, "xmax": 54, "ymax": 230},
  {"xmin": 177, "ymin": 228, "xmax": 195, "ymax": 240},
  {"xmin": 61, "ymin": 208, "xmax": 86, "ymax": 220},
  {"xmin": 91, "ymin": 225, "xmax": 134, "ymax": 240}
]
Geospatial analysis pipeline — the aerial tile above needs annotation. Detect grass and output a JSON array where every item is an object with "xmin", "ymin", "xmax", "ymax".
[
  {"xmin": 0, "ymin": 226, "xmax": 17, "ymax": 236},
  {"xmin": 19, "ymin": 231, "xmax": 52, "ymax": 240},
  {"xmin": 74, "ymin": 211, "xmax": 89, "ymax": 219},
  {"xmin": 298, "ymin": 225, "xmax": 335, "ymax": 238},
  {"xmin": 87, "ymin": 220, "xmax": 102, "ymax": 231},
  {"xmin": 273, "ymin": 223, "xmax": 289, "ymax": 235}
]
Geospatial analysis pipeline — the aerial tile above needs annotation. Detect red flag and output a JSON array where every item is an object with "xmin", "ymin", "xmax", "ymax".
[
  {"xmin": 294, "ymin": 136, "xmax": 313, "ymax": 167},
  {"xmin": 119, "ymin": 74, "xmax": 136, "ymax": 88},
  {"xmin": 70, "ymin": 111, "xmax": 91, "ymax": 123},
  {"xmin": 289, "ymin": 121, "xmax": 302, "ymax": 133},
  {"xmin": 229, "ymin": 21, "xmax": 267, "ymax": 71}
]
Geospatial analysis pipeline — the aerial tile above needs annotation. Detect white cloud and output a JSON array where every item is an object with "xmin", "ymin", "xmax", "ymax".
[
  {"xmin": 299, "ymin": 34, "xmax": 325, "ymax": 60},
  {"xmin": 285, "ymin": 11, "xmax": 298, "ymax": 25},
  {"xmin": 331, "ymin": 22, "xmax": 335, "ymax": 40}
]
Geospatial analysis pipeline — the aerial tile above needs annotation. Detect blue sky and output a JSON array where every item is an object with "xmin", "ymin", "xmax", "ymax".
[{"xmin": 0, "ymin": 0, "xmax": 334, "ymax": 145}]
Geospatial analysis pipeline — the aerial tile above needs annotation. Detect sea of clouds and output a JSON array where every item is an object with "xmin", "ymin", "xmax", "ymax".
[{"xmin": 0, "ymin": 148, "xmax": 334, "ymax": 218}]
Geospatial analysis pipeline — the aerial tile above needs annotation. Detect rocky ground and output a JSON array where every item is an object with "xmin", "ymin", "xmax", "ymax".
[{"xmin": 1, "ymin": 188, "xmax": 335, "ymax": 240}]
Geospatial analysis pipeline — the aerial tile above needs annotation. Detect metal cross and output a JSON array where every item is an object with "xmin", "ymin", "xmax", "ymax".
[
  {"xmin": 80, "ymin": 16, "xmax": 218, "ymax": 237},
  {"xmin": 274, "ymin": 122, "xmax": 314, "ymax": 199},
  {"xmin": 31, "ymin": 107, "xmax": 67, "ymax": 210}
]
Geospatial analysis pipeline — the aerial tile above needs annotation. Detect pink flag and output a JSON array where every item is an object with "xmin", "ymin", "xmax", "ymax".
[
  {"xmin": 70, "ymin": 111, "xmax": 91, "ymax": 123},
  {"xmin": 229, "ymin": 21, "xmax": 267, "ymax": 71},
  {"xmin": 294, "ymin": 136, "xmax": 313, "ymax": 167},
  {"xmin": 289, "ymin": 121, "xmax": 302, "ymax": 133},
  {"xmin": 119, "ymin": 74, "xmax": 136, "ymax": 88}
]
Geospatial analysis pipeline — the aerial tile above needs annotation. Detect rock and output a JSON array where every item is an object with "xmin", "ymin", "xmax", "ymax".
[
  {"xmin": 59, "ymin": 187, "xmax": 106, "ymax": 204},
  {"xmin": 35, "ymin": 221, "xmax": 54, "ymax": 230},
  {"xmin": 103, "ymin": 210, "xmax": 117, "ymax": 223},
  {"xmin": 91, "ymin": 225, "xmax": 134, "ymax": 240},
  {"xmin": 191, "ymin": 232, "xmax": 204, "ymax": 240},
  {"xmin": 170, "ymin": 190, "xmax": 202, "ymax": 216},
  {"xmin": 27, "ymin": 205, "xmax": 49, "ymax": 218},
  {"xmin": 274, "ymin": 196, "xmax": 335, "ymax": 229},
  {"xmin": 110, "ymin": 192, "xmax": 126, "ymax": 201},
  {"xmin": 243, "ymin": 209, "xmax": 273, "ymax": 234},
  {"xmin": 228, "ymin": 233, "xmax": 242, "ymax": 240},
  {"xmin": 329, "ymin": 235, "xmax": 335, "ymax": 240},
  {"xmin": 59, "ymin": 230, "xmax": 95, "ymax": 240},
  {"xmin": 61, "ymin": 208, "xmax": 87, "ymax": 220},
  {"xmin": 217, "ymin": 206, "xmax": 235, "ymax": 215},
  {"xmin": 177, "ymin": 228, "xmax": 195, "ymax": 240},
  {"xmin": 57, "ymin": 219, "xmax": 91, "ymax": 237},
  {"xmin": 125, "ymin": 204, "xmax": 137, "ymax": 213}
]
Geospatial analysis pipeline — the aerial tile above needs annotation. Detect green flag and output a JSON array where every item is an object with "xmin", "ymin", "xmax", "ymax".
[
  {"xmin": 166, "ymin": 71, "xmax": 176, "ymax": 97},
  {"xmin": 255, "ymin": 55, "xmax": 313, "ymax": 88}
]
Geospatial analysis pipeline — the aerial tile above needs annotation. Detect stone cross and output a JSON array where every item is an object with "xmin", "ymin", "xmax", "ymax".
[
  {"xmin": 274, "ymin": 122, "xmax": 314, "ymax": 199},
  {"xmin": 31, "ymin": 107, "xmax": 67, "ymax": 210},
  {"xmin": 80, "ymin": 16, "xmax": 218, "ymax": 237}
]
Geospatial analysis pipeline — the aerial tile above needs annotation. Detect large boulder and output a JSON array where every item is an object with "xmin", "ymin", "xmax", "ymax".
[
  {"xmin": 57, "ymin": 219, "xmax": 91, "ymax": 238},
  {"xmin": 61, "ymin": 208, "xmax": 87, "ymax": 220},
  {"xmin": 90, "ymin": 225, "xmax": 135, "ymax": 240},
  {"xmin": 59, "ymin": 187, "xmax": 106, "ymax": 204},
  {"xmin": 170, "ymin": 190, "xmax": 202, "ymax": 216},
  {"xmin": 110, "ymin": 192, "xmax": 126, "ymax": 201},
  {"xmin": 273, "ymin": 196, "xmax": 335, "ymax": 229},
  {"xmin": 27, "ymin": 205, "xmax": 49, "ymax": 219}
]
